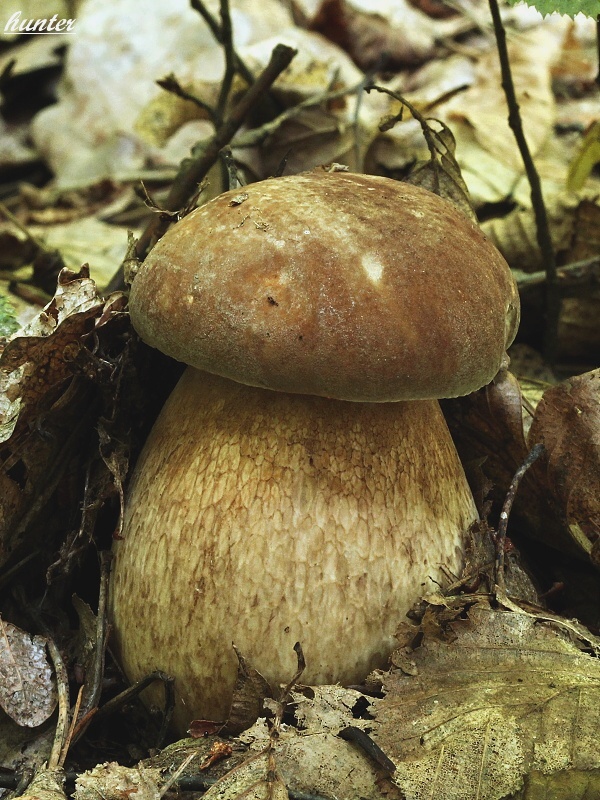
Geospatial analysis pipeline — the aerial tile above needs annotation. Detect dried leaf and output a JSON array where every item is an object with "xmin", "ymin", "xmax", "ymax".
[
  {"xmin": 0, "ymin": 266, "xmax": 126, "ymax": 444},
  {"xmin": 439, "ymin": 22, "xmax": 568, "ymax": 204},
  {"xmin": 16, "ymin": 768, "xmax": 66, "ymax": 800},
  {"xmin": 223, "ymin": 647, "xmax": 271, "ymax": 736},
  {"xmin": 74, "ymin": 763, "xmax": 161, "ymax": 800},
  {"xmin": 307, "ymin": 0, "xmax": 463, "ymax": 69},
  {"xmin": 405, "ymin": 119, "xmax": 475, "ymax": 220},
  {"xmin": 372, "ymin": 603, "xmax": 600, "ymax": 800},
  {"xmin": 0, "ymin": 618, "xmax": 56, "ymax": 728},
  {"xmin": 201, "ymin": 750, "xmax": 289, "ymax": 800},
  {"xmin": 29, "ymin": 217, "xmax": 131, "ymax": 292},
  {"xmin": 528, "ymin": 369, "xmax": 600, "ymax": 561}
]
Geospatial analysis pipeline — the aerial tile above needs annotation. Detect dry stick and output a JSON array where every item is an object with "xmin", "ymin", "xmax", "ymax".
[
  {"xmin": 495, "ymin": 442, "xmax": 545, "ymax": 594},
  {"xmin": 487, "ymin": 0, "xmax": 560, "ymax": 364},
  {"xmin": 105, "ymin": 43, "xmax": 295, "ymax": 294}
]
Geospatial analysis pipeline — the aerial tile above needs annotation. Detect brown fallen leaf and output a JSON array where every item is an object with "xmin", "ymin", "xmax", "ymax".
[
  {"xmin": 442, "ymin": 368, "xmax": 596, "ymax": 562},
  {"xmin": 0, "ymin": 618, "xmax": 56, "ymax": 728},
  {"xmin": 528, "ymin": 369, "xmax": 600, "ymax": 565},
  {"xmin": 371, "ymin": 602, "xmax": 600, "ymax": 800}
]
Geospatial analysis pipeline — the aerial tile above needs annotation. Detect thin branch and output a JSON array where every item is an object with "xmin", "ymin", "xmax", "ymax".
[{"xmin": 488, "ymin": 0, "xmax": 560, "ymax": 364}]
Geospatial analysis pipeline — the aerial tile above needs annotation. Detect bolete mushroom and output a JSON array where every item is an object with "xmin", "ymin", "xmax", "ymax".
[{"xmin": 110, "ymin": 171, "xmax": 519, "ymax": 734}]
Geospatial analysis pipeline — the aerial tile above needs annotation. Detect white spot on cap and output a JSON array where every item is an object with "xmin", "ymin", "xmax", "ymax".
[{"xmin": 362, "ymin": 253, "xmax": 384, "ymax": 283}]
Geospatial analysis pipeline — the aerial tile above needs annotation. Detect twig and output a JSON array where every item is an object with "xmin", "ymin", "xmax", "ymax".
[
  {"xmin": 495, "ymin": 443, "xmax": 545, "ymax": 594},
  {"xmin": 105, "ymin": 43, "xmax": 296, "ymax": 293},
  {"xmin": 487, "ymin": 0, "xmax": 560, "ymax": 364},
  {"xmin": 0, "ymin": 201, "xmax": 48, "ymax": 253}
]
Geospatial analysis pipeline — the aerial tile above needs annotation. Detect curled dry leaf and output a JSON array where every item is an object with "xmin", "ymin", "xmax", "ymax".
[
  {"xmin": 222, "ymin": 647, "xmax": 271, "ymax": 736},
  {"xmin": 0, "ymin": 618, "xmax": 56, "ymax": 728},
  {"xmin": 528, "ymin": 369, "xmax": 600, "ymax": 565},
  {"xmin": 371, "ymin": 603, "xmax": 600, "ymax": 800}
]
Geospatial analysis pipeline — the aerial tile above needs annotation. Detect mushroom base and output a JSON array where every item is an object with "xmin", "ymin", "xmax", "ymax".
[{"xmin": 110, "ymin": 368, "xmax": 477, "ymax": 734}]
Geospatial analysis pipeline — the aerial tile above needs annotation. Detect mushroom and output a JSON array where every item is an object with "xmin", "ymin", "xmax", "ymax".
[{"xmin": 110, "ymin": 171, "xmax": 519, "ymax": 734}]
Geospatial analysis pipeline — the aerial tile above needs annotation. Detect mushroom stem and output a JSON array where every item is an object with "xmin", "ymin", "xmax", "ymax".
[{"xmin": 110, "ymin": 367, "xmax": 477, "ymax": 732}]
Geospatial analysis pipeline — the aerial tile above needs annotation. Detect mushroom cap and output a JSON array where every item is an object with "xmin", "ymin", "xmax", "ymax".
[{"xmin": 130, "ymin": 171, "xmax": 519, "ymax": 402}]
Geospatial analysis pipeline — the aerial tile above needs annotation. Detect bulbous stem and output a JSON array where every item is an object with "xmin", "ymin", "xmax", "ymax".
[{"xmin": 110, "ymin": 368, "xmax": 477, "ymax": 733}]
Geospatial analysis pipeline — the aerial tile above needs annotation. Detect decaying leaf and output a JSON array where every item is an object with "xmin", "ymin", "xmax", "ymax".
[
  {"xmin": 74, "ymin": 762, "xmax": 161, "ymax": 800},
  {"xmin": 16, "ymin": 768, "xmax": 66, "ymax": 800},
  {"xmin": 481, "ymin": 191, "xmax": 596, "ymax": 274},
  {"xmin": 222, "ymin": 647, "xmax": 272, "ymax": 736},
  {"xmin": 0, "ymin": 266, "xmax": 112, "ymax": 442},
  {"xmin": 0, "ymin": 617, "xmax": 56, "ymax": 728},
  {"xmin": 201, "ymin": 749, "xmax": 289, "ymax": 800},
  {"xmin": 0, "ymin": 266, "xmax": 128, "ymax": 564},
  {"xmin": 528, "ymin": 369, "xmax": 600, "ymax": 563},
  {"xmin": 372, "ymin": 603, "xmax": 600, "ymax": 800}
]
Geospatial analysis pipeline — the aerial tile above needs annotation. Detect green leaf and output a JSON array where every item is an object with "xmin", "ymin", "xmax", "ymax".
[{"xmin": 506, "ymin": 0, "xmax": 600, "ymax": 17}]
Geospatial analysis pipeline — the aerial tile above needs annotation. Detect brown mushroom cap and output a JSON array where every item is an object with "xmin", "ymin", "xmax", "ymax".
[{"xmin": 130, "ymin": 171, "xmax": 519, "ymax": 402}]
